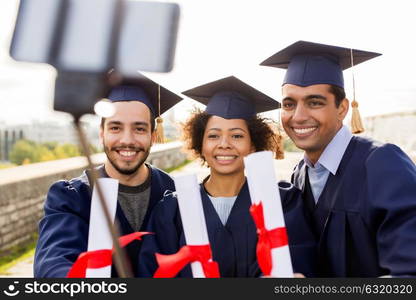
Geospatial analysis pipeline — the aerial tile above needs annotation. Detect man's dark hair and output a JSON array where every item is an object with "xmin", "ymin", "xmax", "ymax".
[
  {"xmin": 329, "ymin": 85, "xmax": 346, "ymax": 107},
  {"xmin": 182, "ymin": 109, "xmax": 277, "ymax": 162},
  {"xmin": 100, "ymin": 108, "xmax": 156, "ymax": 132}
]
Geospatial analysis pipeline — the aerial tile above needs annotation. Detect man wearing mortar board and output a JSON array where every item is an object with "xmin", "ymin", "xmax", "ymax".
[
  {"xmin": 261, "ymin": 41, "xmax": 416, "ymax": 277},
  {"xmin": 34, "ymin": 73, "xmax": 182, "ymax": 277}
]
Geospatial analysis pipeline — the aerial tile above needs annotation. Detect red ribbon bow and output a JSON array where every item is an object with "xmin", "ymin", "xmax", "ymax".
[
  {"xmin": 249, "ymin": 202, "xmax": 288, "ymax": 276},
  {"xmin": 67, "ymin": 232, "xmax": 150, "ymax": 278},
  {"xmin": 153, "ymin": 244, "xmax": 220, "ymax": 278}
]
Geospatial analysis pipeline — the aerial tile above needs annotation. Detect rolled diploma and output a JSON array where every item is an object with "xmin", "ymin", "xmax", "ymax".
[
  {"xmin": 86, "ymin": 178, "xmax": 119, "ymax": 278},
  {"xmin": 244, "ymin": 151, "xmax": 293, "ymax": 277},
  {"xmin": 174, "ymin": 174, "xmax": 210, "ymax": 278}
]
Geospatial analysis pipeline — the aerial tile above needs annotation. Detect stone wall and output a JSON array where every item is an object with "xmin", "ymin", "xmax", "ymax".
[{"xmin": 0, "ymin": 142, "xmax": 187, "ymax": 254}]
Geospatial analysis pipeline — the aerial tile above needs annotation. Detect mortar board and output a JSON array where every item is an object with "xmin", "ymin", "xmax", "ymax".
[
  {"xmin": 108, "ymin": 73, "xmax": 182, "ymax": 116},
  {"xmin": 182, "ymin": 76, "xmax": 280, "ymax": 120},
  {"xmin": 260, "ymin": 40, "xmax": 381, "ymax": 88}
]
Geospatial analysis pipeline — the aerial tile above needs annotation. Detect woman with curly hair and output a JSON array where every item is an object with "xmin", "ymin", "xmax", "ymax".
[{"xmin": 138, "ymin": 76, "xmax": 316, "ymax": 277}]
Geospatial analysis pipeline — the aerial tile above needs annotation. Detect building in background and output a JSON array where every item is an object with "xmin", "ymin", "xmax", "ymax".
[
  {"xmin": 162, "ymin": 109, "xmax": 181, "ymax": 141},
  {"xmin": 0, "ymin": 127, "xmax": 23, "ymax": 161},
  {"xmin": 0, "ymin": 121, "xmax": 100, "ymax": 162}
]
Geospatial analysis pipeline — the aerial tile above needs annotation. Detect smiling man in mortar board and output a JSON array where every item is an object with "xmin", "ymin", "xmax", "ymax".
[
  {"xmin": 34, "ymin": 73, "xmax": 182, "ymax": 277},
  {"xmin": 260, "ymin": 41, "xmax": 416, "ymax": 277}
]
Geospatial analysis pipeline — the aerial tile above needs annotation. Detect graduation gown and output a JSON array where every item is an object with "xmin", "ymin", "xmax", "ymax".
[
  {"xmin": 34, "ymin": 165, "xmax": 174, "ymax": 278},
  {"xmin": 138, "ymin": 180, "xmax": 317, "ymax": 277},
  {"xmin": 292, "ymin": 136, "xmax": 416, "ymax": 277}
]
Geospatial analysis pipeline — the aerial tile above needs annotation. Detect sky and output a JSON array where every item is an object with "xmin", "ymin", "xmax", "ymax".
[{"xmin": 1, "ymin": 0, "xmax": 415, "ymax": 126}]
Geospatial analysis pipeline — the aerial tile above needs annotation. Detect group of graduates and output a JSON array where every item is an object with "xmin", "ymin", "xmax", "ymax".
[{"xmin": 33, "ymin": 41, "xmax": 416, "ymax": 278}]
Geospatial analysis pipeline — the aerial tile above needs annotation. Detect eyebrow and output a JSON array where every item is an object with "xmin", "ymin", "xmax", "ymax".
[
  {"xmin": 305, "ymin": 94, "xmax": 327, "ymax": 101},
  {"xmin": 282, "ymin": 96, "xmax": 295, "ymax": 102},
  {"xmin": 106, "ymin": 121, "xmax": 149, "ymax": 127},
  {"xmin": 107, "ymin": 121, "xmax": 122, "ymax": 126},
  {"xmin": 282, "ymin": 94, "xmax": 327, "ymax": 102},
  {"xmin": 207, "ymin": 127, "xmax": 247, "ymax": 133},
  {"xmin": 229, "ymin": 128, "xmax": 247, "ymax": 132},
  {"xmin": 132, "ymin": 122, "xmax": 149, "ymax": 127}
]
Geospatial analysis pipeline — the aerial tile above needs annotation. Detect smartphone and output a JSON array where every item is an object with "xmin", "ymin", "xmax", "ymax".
[
  {"xmin": 115, "ymin": 1, "xmax": 180, "ymax": 74},
  {"xmin": 10, "ymin": 0, "xmax": 180, "ymax": 74},
  {"xmin": 9, "ymin": 0, "xmax": 65, "ymax": 64},
  {"xmin": 55, "ymin": 0, "xmax": 120, "ymax": 72}
]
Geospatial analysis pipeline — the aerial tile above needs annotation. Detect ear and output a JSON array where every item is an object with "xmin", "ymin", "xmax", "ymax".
[{"xmin": 338, "ymin": 98, "xmax": 349, "ymax": 121}]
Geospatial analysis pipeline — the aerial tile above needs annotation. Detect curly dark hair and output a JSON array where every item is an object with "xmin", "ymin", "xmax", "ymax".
[{"xmin": 182, "ymin": 109, "xmax": 278, "ymax": 162}]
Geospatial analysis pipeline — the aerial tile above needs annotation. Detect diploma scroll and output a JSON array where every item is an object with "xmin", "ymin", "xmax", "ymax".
[
  {"xmin": 244, "ymin": 151, "xmax": 293, "ymax": 277},
  {"xmin": 174, "ymin": 174, "xmax": 211, "ymax": 278},
  {"xmin": 86, "ymin": 178, "xmax": 119, "ymax": 278}
]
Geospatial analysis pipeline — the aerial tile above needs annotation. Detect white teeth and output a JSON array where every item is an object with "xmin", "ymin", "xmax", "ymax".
[
  {"xmin": 216, "ymin": 156, "xmax": 236, "ymax": 160},
  {"xmin": 119, "ymin": 151, "xmax": 136, "ymax": 157},
  {"xmin": 293, "ymin": 127, "xmax": 317, "ymax": 134}
]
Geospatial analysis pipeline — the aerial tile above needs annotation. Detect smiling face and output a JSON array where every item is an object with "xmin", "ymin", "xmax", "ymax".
[
  {"xmin": 201, "ymin": 116, "xmax": 255, "ymax": 176},
  {"xmin": 281, "ymin": 84, "xmax": 349, "ymax": 163},
  {"xmin": 100, "ymin": 101, "xmax": 154, "ymax": 178}
]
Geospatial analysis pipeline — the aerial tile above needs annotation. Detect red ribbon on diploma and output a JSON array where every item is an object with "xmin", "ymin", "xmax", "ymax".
[
  {"xmin": 66, "ymin": 232, "xmax": 150, "ymax": 278},
  {"xmin": 249, "ymin": 202, "xmax": 288, "ymax": 276},
  {"xmin": 153, "ymin": 244, "xmax": 220, "ymax": 278}
]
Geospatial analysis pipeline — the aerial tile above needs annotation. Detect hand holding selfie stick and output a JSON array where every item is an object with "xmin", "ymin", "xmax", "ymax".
[{"xmin": 10, "ymin": 0, "xmax": 180, "ymax": 277}]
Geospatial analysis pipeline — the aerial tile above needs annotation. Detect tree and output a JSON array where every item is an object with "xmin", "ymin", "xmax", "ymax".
[
  {"xmin": 9, "ymin": 139, "xmax": 99, "ymax": 165},
  {"xmin": 37, "ymin": 145, "xmax": 56, "ymax": 162},
  {"xmin": 61, "ymin": 143, "xmax": 81, "ymax": 157},
  {"xmin": 42, "ymin": 141, "xmax": 58, "ymax": 151},
  {"xmin": 9, "ymin": 140, "xmax": 37, "ymax": 165}
]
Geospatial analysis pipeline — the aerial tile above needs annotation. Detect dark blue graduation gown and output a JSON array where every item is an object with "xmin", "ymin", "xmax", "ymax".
[
  {"xmin": 34, "ymin": 165, "xmax": 174, "ymax": 278},
  {"xmin": 292, "ymin": 136, "xmax": 416, "ymax": 277},
  {"xmin": 138, "ymin": 180, "xmax": 317, "ymax": 277}
]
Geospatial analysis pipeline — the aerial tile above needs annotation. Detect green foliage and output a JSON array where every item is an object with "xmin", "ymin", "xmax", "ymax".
[
  {"xmin": 164, "ymin": 137, "xmax": 176, "ymax": 143},
  {"xmin": 164, "ymin": 159, "xmax": 191, "ymax": 173},
  {"xmin": 80, "ymin": 143, "xmax": 101, "ymax": 155},
  {"xmin": 283, "ymin": 137, "xmax": 302, "ymax": 152},
  {"xmin": 38, "ymin": 145, "xmax": 56, "ymax": 162},
  {"xmin": 0, "ymin": 233, "xmax": 37, "ymax": 274},
  {"xmin": 42, "ymin": 141, "xmax": 58, "ymax": 151},
  {"xmin": 9, "ymin": 139, "xmax": 92, "ymax": 165},
  {"xmin": 54, "ymin": 143, "xmax": 81, "ymax": 158},
  {"xmin": 53, "ymin": 145, "xmax": 69, "ymax": 159},
  {"xmin": 9, "ymin": 140, "xmax": 38, "ymax": 165},
  {"xmin": 90, "ymin": 144, "xmax": 101, "ymax": 154}
]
